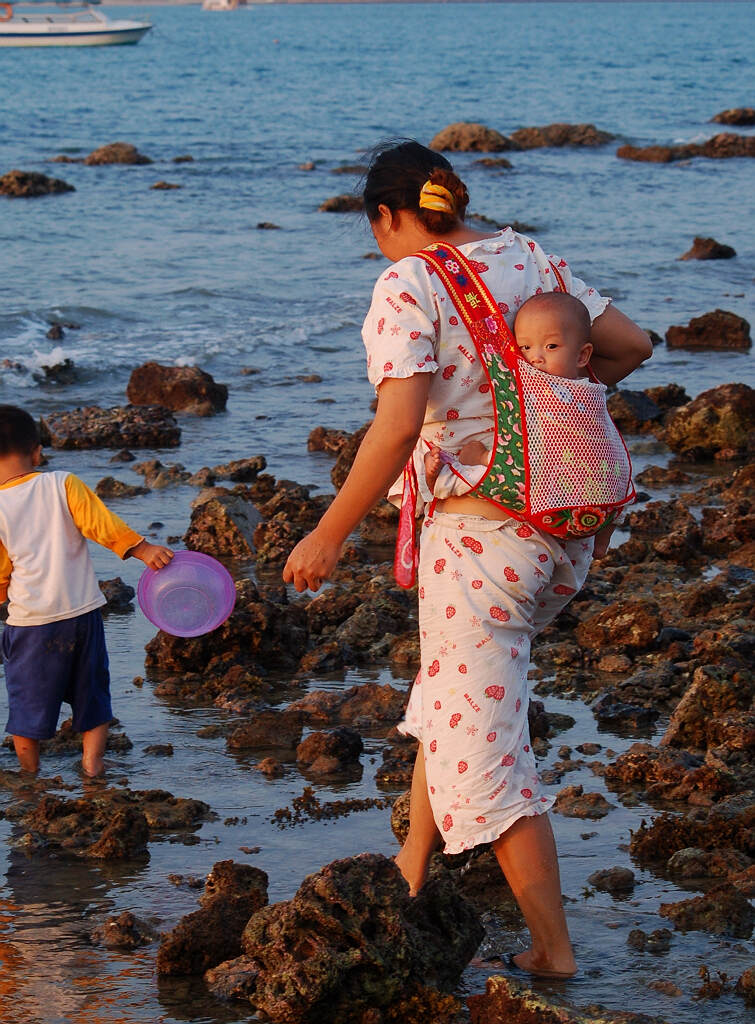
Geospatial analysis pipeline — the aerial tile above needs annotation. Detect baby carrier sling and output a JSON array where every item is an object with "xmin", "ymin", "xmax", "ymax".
[{"xmin": 394, "ymin": 242, "xmax": 634, "ymax": 588}]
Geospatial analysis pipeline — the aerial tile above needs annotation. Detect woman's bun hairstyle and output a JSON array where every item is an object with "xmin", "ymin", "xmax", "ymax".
[{"xmin": 363, "ymin": 139, "xmax": 469, "ymax": 233}]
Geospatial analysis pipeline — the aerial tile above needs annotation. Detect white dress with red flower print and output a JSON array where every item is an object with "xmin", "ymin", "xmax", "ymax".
[
  {"xmin": 361, "ymin": 228, "xmax": 608, "ymax": 854},
  {"xmin": 401, "ymin": 512, "xmax": 592, "ymax": 854},
  {"xmin": 361, "ymin": 228, "xmax": 610, "ymax": 511}
]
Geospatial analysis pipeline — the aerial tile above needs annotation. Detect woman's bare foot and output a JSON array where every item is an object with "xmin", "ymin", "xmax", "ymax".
[
  {"xmin": 393, "ymin": 849, "xmax": 429, "ymax": 897},
  {"xmin": 510, "ymin": 947, "xmax": 577, "ymax": 979}
]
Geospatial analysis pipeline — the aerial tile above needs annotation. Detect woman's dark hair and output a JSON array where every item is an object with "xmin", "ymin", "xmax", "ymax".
[
  {"xmin": 0, "ymin": 405, "xmax": 41, "ymax": 456},
  {"xmin": 363, "ymin": 139, "xmax": 469, "ymax": 234}
]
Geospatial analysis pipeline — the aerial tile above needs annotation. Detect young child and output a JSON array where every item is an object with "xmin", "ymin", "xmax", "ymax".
[
  {"xmin": 424, "ymin": 291, "xmax": 617, "ymax": 557},
  {"xmin": 0, "ymin": 405, "xmax": 173, "ymax": 777}
]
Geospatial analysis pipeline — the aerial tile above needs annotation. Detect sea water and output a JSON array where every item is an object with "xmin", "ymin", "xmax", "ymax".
[{"xmin": 0, "ymin": 3, "xmax": 753, "ymax": 1021}]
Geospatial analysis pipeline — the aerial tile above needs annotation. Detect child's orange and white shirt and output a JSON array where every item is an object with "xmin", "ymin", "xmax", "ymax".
[{"xmin": 0, "ymin": 471, "xmax": 142, "ymax": 626}]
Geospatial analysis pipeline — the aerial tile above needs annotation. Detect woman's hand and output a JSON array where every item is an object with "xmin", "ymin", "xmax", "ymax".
[
  {"xmin": 283, "ymin": 527, "xmax": 342, "ymax": 593},
  {"xmin": 282, "ymin": 374, "xmax": 431, "ymax": 593}
]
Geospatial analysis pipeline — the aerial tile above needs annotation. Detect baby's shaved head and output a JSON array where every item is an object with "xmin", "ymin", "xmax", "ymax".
[{"xmin": 515, "ymin": 291, "xmax": 591, "ymax": 344}]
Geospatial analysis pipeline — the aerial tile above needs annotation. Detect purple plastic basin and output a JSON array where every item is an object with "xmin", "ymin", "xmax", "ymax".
[{"xmin": 137, "ymin": 550, "xmax": 236, "ymax": 638}]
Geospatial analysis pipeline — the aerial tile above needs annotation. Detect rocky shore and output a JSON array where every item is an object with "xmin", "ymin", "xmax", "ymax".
[{"xmin": 2, "ymin": 334, "xmax": 753, "ymax": 1021}]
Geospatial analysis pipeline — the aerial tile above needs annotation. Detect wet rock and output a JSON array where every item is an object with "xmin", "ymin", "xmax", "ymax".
[
  {"xmin": 604, "ymin": 743, "xmax": 736, "ymax": 805},
  {"xmin": 377, "ymin": 739, "xmax": 417, "ymax": 789},
  {"xmin": 592, "ymin": 691, "xmax": 659, "ymax": 732},
  {"xmin": 208, "ymin": 853, "xmax": 482, "ymax": 1021},
  {"xmin": 629, "ymin": 796, "xmax": 754, "ymax": 864},
  {"xmin": 666, "ymin": 310, "xmax": 750, "ymax": 351},
  {"xmin": 606, "ymin": 390, "xmax": 662, "ymax": 433},
  {"xmin": 227, "ymin": 709, "xmax": 304, "ymax": 752},
  {"xmin": 626, "ymin": 928, "xmax": 672, "ymax": 953},
  {"xmin": 0, "ymin": 170, "xmax": 75, "ymax": 197},
  {"xmin": 15, "ymin": 795, "xmax": 149, "ymax": 860},
  {"xmin": 553, "ymin": 784, "xmax": 614, "ymax": 819},
  {"xmin": 334, "ymin": 592, "xmax": 410, "ymax": 655},
  {"xmin": 173, "ymin": 154, "xmax": 194, "ymax": 163},
  {"xmin": 331, "ymin": 422, "xmax": 370, "ymax": 488},
  {"xmin": 84, "ymin": 142, "xmax": 152, "ymax": 165},
  {"xmin": 660, "ymin": 664, "xmax": 753, "ymax": 750},
  {"xmin": 587, "ymin": 866, "xmax": 636, "ymax": 893},
  {"xmin": 36, "ymin": 357, "xmax": 77, "ymax": 386},
  {"xmin": 307, "ymin": 425, "xmax": 352, "ymax": 455},
  {"xmin": 157, "ymin": 860, "xmax": 268, "ymax": 976},
  {"xmin": 46, "ymin": 323, "xmax": 64, "ymax": 340},
  {"xmin": 510, "ymin": 123, "xmax": 614, "ymax": 149},
  {"xmin": 145, "ymin": 579, "xmax": 308, "ymax": 679},
  {"xmin": 680, "ymin": 236, "xmax": 736, "ymax": 260},
  {"xmin": 90, "ymin": 911, "xmax": 157, "ymax": 949},
  {"xmin": 94, "ymin": 476, "xmax": 149, "ymax": 499},
  {"xmin": 256, "ymin": 221, "xmax": 280, "ymax": 229},
  {"xmin": 212, "ymin": 456, "xmax": 266, "ymax": 482},
  {"xmin": 666, "ymin": 846, "xmax": 751, "ymax": 879},
  {"xmin": 144, "ymin": 743, "xmax": 174, "ymax": 756},
  {"xmin": 98, "ymin": 576, "xmax": 136, "ymax": 611},
  {"xmin": 288, "ymin": 682, "xmax": 407, "ymax": 730},
  {"xmin": 660, "ymin": 883, "xmax": 754, "ymax": 938},
  {"xmin": 151, "ymin": 181, "xmax": 181, "ymax": 190},
  {"xmin": 41, "ymin": 405, "xmax": 180, "ymax": 450},
  {"xmin": 255, "ymin": 757, "xmax": 284, "ymax": 778},
  {"xmin": 305, "ymin": 586, "xmax": 361, "ymax": 634},
  {"xmin": 184, "ymin": 494, "xmax": 262, "ymax": 557},
  {"xmin": 132, "ymin": 459, "xmax": 191, "ymax": 488},
  {"xmin": 647, "ymin": 979, "xmax": 682, "ymax": 997},
  {"xmin": 712, "ymin": 107, "xmax": 755, "ymax": 126},
  {"xmin": 330, "ymin": 163, "xmax": 368, "ymax": 175},
  {"xmin": 735, "ymin": 965, "xmax": 755, "ymax": 1006},
  {"xmin": 474, "ymin": 156, "xmax": 513, "ymax": 169},
  {"xmin": 296, "ymin": 727, "xmax": 363, "ymax": 774},
  {"xmin": 110, "ymin": 448, "xmax": 136, "ymax": 462},
  {"xmin": 633, "ymin": 464, "xmax": 692, "ymax": 488},
  {"xmin": 617, "ymin": 133, "xmax": 755, "ymax": 161},
  {"xmin": 575, "ymin": 599, "xmax": 661, "ymax": 652},
  {"xmin": 127, "ymin": 362, "xmax": 228, "ymax": 416},
  {"xmin": 468, "ymin": 974, "xmax": 670, "ymax": 1023},
  {"xmin": 318, "ymin": 194, "xmax": 364, "ymax": 212},
  {"xmin": 645, "ymin": 382, "xmax": 690, "ymax": 412},
  {"xmin": 254, "ymin": 513, "xmax": 304, "ymax": 564},
  {"xmin": 430, "ymin": 122, "xmax": 514, "ymax": 152}
]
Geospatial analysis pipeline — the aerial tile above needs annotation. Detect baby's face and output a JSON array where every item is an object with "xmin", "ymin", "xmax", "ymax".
[{"xmin": 515, "ymin": 306, "xmax": 590, "ymax": 378}]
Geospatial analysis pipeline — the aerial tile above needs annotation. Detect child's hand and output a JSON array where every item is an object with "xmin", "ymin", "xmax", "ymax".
[{"xmin": 129, "ymin": 539, "xmax": 174, "ymax": 570}]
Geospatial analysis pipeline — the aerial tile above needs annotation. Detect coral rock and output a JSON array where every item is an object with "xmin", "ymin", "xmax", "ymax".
[{"xmin": 127, "ymin": 362, "xmax": 228, "ymax": 416}]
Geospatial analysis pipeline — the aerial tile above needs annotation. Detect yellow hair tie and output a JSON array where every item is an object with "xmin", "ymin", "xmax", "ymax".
[{"xmin": 419, "ymin": 180, "xmax": 455, "ymax": 215}]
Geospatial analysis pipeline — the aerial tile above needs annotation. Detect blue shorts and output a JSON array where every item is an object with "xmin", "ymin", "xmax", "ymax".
[{"xmin": 1, "ymin": 609, "xmax": 112, "ymax": 740}]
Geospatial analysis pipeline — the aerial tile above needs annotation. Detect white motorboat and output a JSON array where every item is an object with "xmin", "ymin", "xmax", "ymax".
[
  {"xmin": 202, "ymin": 0, "xmax": 247, "ymax": 10},
  {"xmin": 0, "ymin": 0, "xmax": 151, "ymax": 46}
]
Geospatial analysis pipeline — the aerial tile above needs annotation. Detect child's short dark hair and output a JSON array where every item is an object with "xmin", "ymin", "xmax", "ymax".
[{"xmin": 0, "ymin": 405, "xmax": 41, "ymax": 457}]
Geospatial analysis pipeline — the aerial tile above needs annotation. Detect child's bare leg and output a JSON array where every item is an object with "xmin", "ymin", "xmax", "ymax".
[
  {"xmin": 81, "ymin": 722, "xmax": 109, "ymax": 777},
  {"xmin": 492, "ymin": 813, "xmax": 577, "ymax": 976},
  {"xmin": 394, "ymin": 745, "xmax": 441, "ymax": 896},
  {"xmin": 457, "ymin": 440, "xmax": 488, "ymax": 466},
  {"xmin": 12, "ymin": 735, "xmax": 40, "ymax": 774}
]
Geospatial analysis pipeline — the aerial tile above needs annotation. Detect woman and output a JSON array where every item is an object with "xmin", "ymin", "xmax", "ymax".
[{"xmin": 283, "ymin": 140, "xmax": 652, "ymax": 979}]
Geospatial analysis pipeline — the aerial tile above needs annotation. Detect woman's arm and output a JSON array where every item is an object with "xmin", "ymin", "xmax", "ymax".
[
  {"xmin": 588, "ymin": 305, "xmax": 653, "ymax": 386},
  {"xmin": 283, "ymin": 373, "xmax": 431, "ymax": 593}
]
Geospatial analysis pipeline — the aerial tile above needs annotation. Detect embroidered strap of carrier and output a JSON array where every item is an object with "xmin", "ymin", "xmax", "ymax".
[
  {"xmin": 419, "ymin": 243, "xmax": 565, "ymax": 347},
  {"xmin": 391, "ymin": 244, "xmax": 566, "ymax": 588}
]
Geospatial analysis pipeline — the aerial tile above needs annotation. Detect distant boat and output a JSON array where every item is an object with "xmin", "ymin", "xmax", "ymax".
[
  {"xmin": 201, "ymin": 0, "xmax": 247, "ymax": 11},
  {"xmin": 0, "ymin": 0, "xmax": 151, "ymax": 46}
]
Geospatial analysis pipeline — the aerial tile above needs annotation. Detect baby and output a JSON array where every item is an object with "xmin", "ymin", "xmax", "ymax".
[{"xmin": 425, "ymin": 291, "xmax": 616, "ymax": 558}]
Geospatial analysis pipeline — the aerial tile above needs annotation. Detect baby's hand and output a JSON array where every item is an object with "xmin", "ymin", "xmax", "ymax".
[
  {"xmin": 129, "ymin": 539, "xmax": 174, "ymax": 570},
  {"xmin": 424, "ymin": 446, "xmax": 443, "ymax": 489}
]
